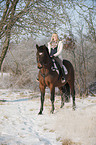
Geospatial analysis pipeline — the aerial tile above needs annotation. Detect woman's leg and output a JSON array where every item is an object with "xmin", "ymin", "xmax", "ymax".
[{"xmin": 54, "ymin": 57, "xmax": 66, "ymax": 82}]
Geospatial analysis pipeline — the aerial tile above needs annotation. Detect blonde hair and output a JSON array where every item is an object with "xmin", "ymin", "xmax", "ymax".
[{"xmin": 51, "ymin": 33, "xmax": 59, "ymax": 41}]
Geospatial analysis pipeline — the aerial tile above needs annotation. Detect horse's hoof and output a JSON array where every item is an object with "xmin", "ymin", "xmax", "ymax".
[
  {"xmin": 72, "ymin": 105, "xmax": 76, "ymax": 111},
  {"xmin": 38, "ymin": 111, "xmax": 42, "ymax": 115},
  {"xmin": 50, "ymin": 110, "xmax": 54, "ymax": 114},
  {"xmin": 60, "ymin": 104, "xmax": 64, "ymax": 108}
]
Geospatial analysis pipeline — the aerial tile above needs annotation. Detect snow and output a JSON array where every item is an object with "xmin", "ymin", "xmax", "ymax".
[{"xmin": 0, "ymin": 89, "xmax": 96, "ymax": 145}]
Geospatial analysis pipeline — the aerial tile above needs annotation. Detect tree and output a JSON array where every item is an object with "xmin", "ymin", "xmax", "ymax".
[
  {"xmin": 0, "ymin": 0, "xmax": 96, "ymax": 95},
  {"xmin": 0, "ymin": 0, "xmax": 67, "ymax": 70},
  {"xmin": 0, "ymin": 0, "xmax": 34, "ymax": 70}
]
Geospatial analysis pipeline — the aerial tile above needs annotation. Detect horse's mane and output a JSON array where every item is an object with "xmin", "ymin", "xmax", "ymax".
[{"xmin": 44, "ymin": 45, "xmax": 50, "ymax": 57}]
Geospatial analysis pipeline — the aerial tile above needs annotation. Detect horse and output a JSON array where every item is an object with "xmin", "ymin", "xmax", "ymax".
[{"xmin": 36, "ymin": 44, "xmax": 76, "ymax": 114}]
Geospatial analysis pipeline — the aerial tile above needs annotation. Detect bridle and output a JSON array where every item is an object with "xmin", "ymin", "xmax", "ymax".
[{"xmin": 37, "ymin": 50, "xmax": 52, "ymax": 85}]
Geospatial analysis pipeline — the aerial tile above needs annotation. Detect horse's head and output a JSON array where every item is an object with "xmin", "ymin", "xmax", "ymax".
[{"xmin": 36, "ymin": 44, "xmax": 50, "ymax": 69}]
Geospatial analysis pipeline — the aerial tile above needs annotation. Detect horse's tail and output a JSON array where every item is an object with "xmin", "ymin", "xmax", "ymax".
[{"xmin": 63, "ymin": 59, "xmax": 75, "ymax": 102}]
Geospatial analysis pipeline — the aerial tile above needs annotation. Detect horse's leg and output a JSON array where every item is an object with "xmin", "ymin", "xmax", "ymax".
[
  {"xmin": 50, "ymin": 85, "xmax": 55, "ymax": 114},
  {"xmin": 64, "ymin": 83, "xmax": 70, "ymax": 103},
  {"xmin": 70, "ymin": 83, "xmax": 76, "ymax": 110},
  {"xmin": 38, "ymin": 86, "xmax": 45, "ymax": 115}
]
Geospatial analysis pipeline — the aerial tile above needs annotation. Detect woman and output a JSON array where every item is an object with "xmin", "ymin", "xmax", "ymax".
[{"xmin": 48, "ymin": 33, "xmax": 65, "ymax": 82}]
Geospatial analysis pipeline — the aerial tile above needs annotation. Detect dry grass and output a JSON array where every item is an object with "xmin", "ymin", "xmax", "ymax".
[
  {"xmin": 49, "ymin": 129, "xmax": 55, "ymax": 133},
  {"xmin": 62, "ymin": 139, "xmax": 81, "ymax": 145}
]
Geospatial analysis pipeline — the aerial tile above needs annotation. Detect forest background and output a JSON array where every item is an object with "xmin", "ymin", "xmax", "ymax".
[{"xmin": 0, "ymin": 0, "xmax": 96, "ymax": 96}]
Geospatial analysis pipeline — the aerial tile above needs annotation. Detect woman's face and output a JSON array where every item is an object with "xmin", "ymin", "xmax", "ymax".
[{"xmin": 52, "ymin": 34, "xmax": 58, "ymax": 42}]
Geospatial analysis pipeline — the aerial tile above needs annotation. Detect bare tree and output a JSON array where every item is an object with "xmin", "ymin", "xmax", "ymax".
[
  {"xmin": 0, "ymin": 0, "xmax": 34, "ymax": 70},
  {"xmin": 0, "ymin": 0, "xmax": 96, "ymax": 94},
  {"xmin": 0, "ymin": 0, "xmax": 67, "ymax": 70}
]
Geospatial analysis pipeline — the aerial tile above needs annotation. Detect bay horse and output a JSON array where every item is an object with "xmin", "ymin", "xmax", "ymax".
[{"xmin": 36, "ymin": 44, "xmax": 76, "ymax": 114}]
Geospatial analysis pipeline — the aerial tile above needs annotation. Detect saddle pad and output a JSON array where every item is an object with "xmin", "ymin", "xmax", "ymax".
[{"xmin": 51, "ymin": 59, "xmax": 68, "ymax": 75}]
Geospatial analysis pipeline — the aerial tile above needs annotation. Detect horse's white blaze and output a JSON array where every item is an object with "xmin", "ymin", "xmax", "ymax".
[{"xmin": 39, "ymin": 52, "xmax": 43, "ymax": 55}]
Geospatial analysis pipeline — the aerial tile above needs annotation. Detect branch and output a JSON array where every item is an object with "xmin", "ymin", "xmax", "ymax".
[
  {"xmin": 14, "ymin": 2, "xmax": 31, "ymax": 22},
  {"xmin": 1, "ymin": 0, "xmax": 10, "ymax": 21},
  {"xmin": 0, "ymin": 0, "xmax": 19, "ymax": 38}
]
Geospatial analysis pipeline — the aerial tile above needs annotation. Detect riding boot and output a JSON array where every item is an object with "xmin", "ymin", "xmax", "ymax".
[{"xmin": 61, "ymin": 67, "xmax": 66, "ymax": 83}]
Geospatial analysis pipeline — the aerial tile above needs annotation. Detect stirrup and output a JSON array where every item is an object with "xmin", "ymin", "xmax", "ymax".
[
  {"xmin": 51, "ymin": 66, "xmax": 56, "ymax": 71},
  {"xmin": 61, "ymin": 77, "xmax": 65, "ymax": 83}
]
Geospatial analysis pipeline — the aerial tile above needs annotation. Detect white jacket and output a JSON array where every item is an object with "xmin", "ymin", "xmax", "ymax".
[{"xmin": 48, "ymin": 40, "xmax": 63, "ymax": 59}]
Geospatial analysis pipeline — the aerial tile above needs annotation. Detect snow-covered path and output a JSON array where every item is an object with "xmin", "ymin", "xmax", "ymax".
[{"xmin": 0, "ymin": 89, "xmax": 96, "ymax": 145}]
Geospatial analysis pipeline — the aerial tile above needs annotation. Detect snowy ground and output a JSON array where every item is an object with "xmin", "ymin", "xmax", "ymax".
[{"xmin": 0, "ymin": 89, "xmax": 96, "ymax": 145}]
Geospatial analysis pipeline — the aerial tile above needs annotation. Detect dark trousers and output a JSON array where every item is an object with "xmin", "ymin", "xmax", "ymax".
[
  {"xmin": 54, "ymin": 57, "xmax": 65, "ymax": 78},
  {"xmin": 54, "ymin": 57, "xmax": 63, "ymax": 68}
]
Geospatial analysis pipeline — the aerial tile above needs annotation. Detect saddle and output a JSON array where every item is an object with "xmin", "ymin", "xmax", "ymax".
[{"xmin": 51, "ymin": 58, "xmax": 68, "ymax": 77}]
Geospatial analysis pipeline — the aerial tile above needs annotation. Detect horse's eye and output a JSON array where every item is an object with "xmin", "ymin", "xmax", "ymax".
[{"xmin": 39, "ymin": 52, "xmax": 43, "ymax": 56}]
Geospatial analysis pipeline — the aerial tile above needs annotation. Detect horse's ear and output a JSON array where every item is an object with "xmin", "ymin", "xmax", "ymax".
[
  {"xmin": 44, "ymin": 44, "xmax": 47, "ymax": 49},
  {"xmin": 36, "ymin": 44, "xmax": 39, "ymax": 50}
]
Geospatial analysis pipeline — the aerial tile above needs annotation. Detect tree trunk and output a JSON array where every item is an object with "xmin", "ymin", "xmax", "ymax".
[{"xmin": 0, "ymin": 32, "xmax": 10, "ymax": 70}]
